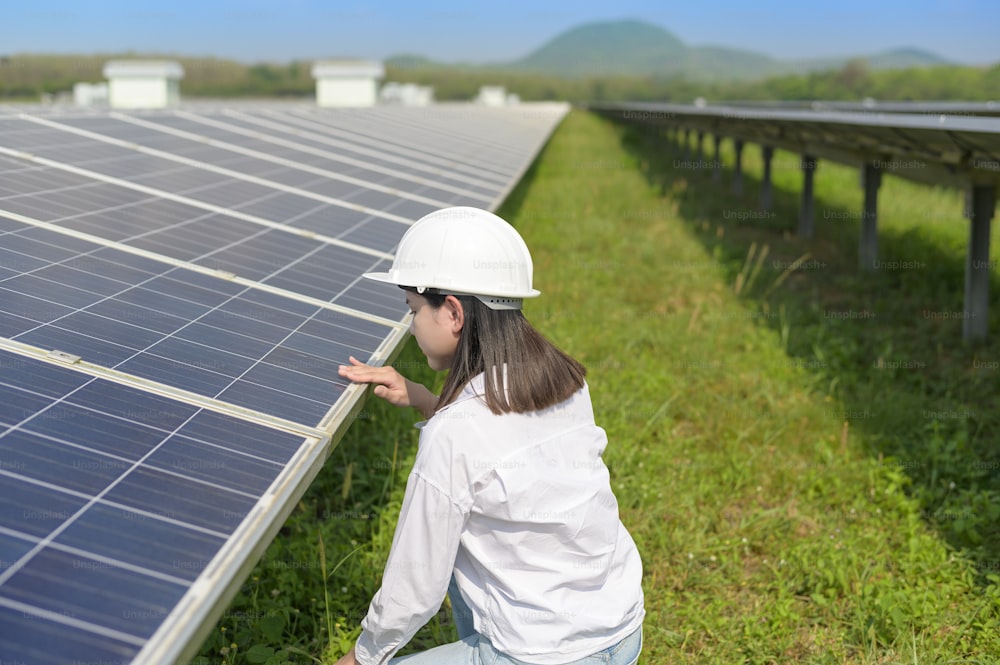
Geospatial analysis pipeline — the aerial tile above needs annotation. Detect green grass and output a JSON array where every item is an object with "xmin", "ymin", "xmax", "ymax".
[{"xmin": 195, "ymin": 109, "xmax": 1000, "ymax": 664}]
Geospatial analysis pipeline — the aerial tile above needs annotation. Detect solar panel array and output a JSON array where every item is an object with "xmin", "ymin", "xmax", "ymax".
[
  {"xmin": 591, "ymin": 100, "xmax": 1000, "ymax": 341},
  {"xmin": 590, "ymin": 101, "xmax": 1000, "ymax": 187},
  {"xmin": 698, "ymin": 99, "xmax": 1000, "ymax": 118},
  {"xmin": 0, "ymin": 101, "xmax": 569, "ymax": 664}
]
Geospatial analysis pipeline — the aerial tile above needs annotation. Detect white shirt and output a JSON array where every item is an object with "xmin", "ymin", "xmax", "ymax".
[{"xmin": 354, "ymin": 376, "xmax": 645, "ymax": 665}]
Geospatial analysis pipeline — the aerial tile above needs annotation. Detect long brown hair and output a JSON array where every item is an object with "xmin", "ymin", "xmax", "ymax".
[{"xmin": 405, "ymin": 288, "xmax": 586, "ymax": 415}]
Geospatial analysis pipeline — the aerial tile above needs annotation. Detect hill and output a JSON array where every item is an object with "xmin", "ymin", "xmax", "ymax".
[
  {"xmin": 509, "ymin": 20, "xmax": 785, "ymax": 80},
  {"xmin": 790, "ymin": 47, "xmax": 950, "ymax": 74},
  {"xmin": 866, "ymin": 47, "xmax": 951, "ymax": 69},
  {"xmin": 510, "ymin": 19, "xmax": 687, "ymax": 77},
  {"xmin": 391, "ymin": 19, "xmax": 953, "ymax": 82}
]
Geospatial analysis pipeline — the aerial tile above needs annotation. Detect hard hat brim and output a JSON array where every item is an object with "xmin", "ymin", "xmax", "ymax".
[
  {"xmin": 361, "ymin": 271, "xmax": 396, "ymax": 285},
  {"xmin": 362, "ymin": 271, "xmax": 540, "ymax": 299}
]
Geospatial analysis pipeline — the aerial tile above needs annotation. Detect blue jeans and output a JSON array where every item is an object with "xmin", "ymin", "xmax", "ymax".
[{"xmin": 390, "ymin": 576, "xmax": 642, "ymax": 665}]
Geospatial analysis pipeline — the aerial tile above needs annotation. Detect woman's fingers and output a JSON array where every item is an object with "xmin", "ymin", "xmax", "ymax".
[
  {"xmin": 341, "ymin": 356, "xmax": 374, "ymax": 373},
  {"xmin": 338, "ymin": 358, "xmax": 411, "ymax": 407},
  {"xmin": 338, "ymin": 357, "xmax": 383, "ymax": 383}
]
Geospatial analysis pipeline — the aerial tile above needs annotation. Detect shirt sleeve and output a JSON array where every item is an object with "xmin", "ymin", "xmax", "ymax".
[{"xmin": 354, "ymin": 472, "xmax": 468, "ymax": 665}]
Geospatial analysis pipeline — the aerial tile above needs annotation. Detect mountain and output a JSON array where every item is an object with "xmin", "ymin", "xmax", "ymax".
[
  {"xmin": 787, "ymin": 48, "xmax": 951, "ymax": 75},
  {"xmin": 388, "ymin": 19, "xmax": 953, "ymax": 82},
  {"xmin": 509, "ymin": 20, "xmax": 789, "ymax": 80},
  {"xmin": 680, "ymin": 45, "xmax": 784, "ymax": 81},
  {"xmin": 383, "ymin": 54, "xmax": 441, "ymax": 70},
  {"xmin": 511, "ymin": 19, "xmax": 686, "ymax": 77},
  {"xmin": 866, "ymin": 48, "xmax": 951, "ymax": 69}
]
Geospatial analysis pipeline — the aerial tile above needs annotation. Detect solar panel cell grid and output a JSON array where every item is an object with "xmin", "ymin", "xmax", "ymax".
[
  {"xmin": 0, "ymin": 476, "xmax": 89, "ymax": 540},
  {"xmin": 0, "ymin": 605, "xmax": 141, "ymax": 665},
  {"xmin": 122, "ymin": 213, "xmax": 260, "ymax": 258},
  {"xmin": 33, "ymin": 115, "xmax": 478, "ymax": 215},
  {"xmin": 56, "ymin": 502, "xmax": 224, "ymax": 582},
  {"xmin": 1, "ymin": 219, "xmax": 397, "ymax": 424},
  {"xmin": 332, "ymin": 215, "xmax": 405, "ymax": 253},
  {"xmin": 123, "ymin": 158, "xmax": 237, "ymax": 189},
  {"xmin": 238, "ymin": 110, "xmax": 512, "ymax": 190},
  {"xmin": 121, "ymin": 114, "xmax": 497, "ymax": 203},
  {"xmin": 0, "ymin": 167, "xmax": 91, "ymax": 199},
  {"xmin": 7, "ymin": 546, "xmax": 187, "ymax": 634},
  {"xmin": 0, "ymin": 349, "xmax": 315, "ymax": 661},
  {"xmin": 257, "ymin": 242, "xmax": 382, "ymax": 297},
  {"xmin": 243, "ymin": 196, "xmax": 388, "ymax": 239}
]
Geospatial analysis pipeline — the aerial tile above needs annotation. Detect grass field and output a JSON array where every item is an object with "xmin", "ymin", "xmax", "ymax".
[{"xmin": 194, "ymin": 108, "xmax": 1000, "ymax": 664}]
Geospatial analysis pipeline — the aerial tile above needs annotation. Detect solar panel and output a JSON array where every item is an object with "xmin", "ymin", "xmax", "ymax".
[
  {"xmin": 0, "ymin": 348, "xmax": 316, "ymax": 665},
  {"xmin": 0, "ymin": 116, "xmax": 424, "ymax": 228},
  {"xmin": 113, "ymin": 113, "xmax": 494, "ymax": 203},
  {"xmin": 185, "ymin": 111, "xmax": 503, "ymax": 197},
  {"xmin": 0, "ymin": 101, "xmax": 569, "ymax": 663},
  {"xmin": 1, "ymin": 216, "xmax": 402, "ymax": 424},
  {"xmin": 702, "ymin": 99, "xmax": 1000, "ymax": 118},
  {"xmin": 590, "ymin": 101, "xmax": 1000, "ymax": 186},
  {"xmin": 284, "ymin": 106, "xmax": 544, "ymax": 182}
]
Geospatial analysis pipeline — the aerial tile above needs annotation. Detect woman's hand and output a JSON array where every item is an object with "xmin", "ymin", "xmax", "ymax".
[
  {"xmin": 339, "ymin": 356, "xmax": 411, "ymax": 407},
  {"xmin": 338, "ymin": 356, "xmax": 438, "ymax": 419}
]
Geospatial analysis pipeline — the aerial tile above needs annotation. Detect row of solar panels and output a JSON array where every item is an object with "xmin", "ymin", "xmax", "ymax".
[
  {"xmin": 0, "ymin": 102, "xmax": 569, "ymax": 664},
  {"xmin": 590, "ymin": 100, "xmax": 1000, "ymax": 340},
  {"xmin": 590, "ymin": 101, "xmax": 1000, "ymax": 187},
  {"xmin": 699, "ymin": 99, "xmax": 1000, "ymax": 118}
]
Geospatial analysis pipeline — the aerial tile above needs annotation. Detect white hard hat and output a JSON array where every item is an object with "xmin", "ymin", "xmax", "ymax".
[{"xmin": 363, "ymin": 206, "xmax": 540, "ymax": 310}]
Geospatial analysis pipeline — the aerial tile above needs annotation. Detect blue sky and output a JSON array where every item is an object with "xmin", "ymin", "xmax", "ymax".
[{"xmin": 4, "ymin": 0, "xmax": 998, "ymax": 66}]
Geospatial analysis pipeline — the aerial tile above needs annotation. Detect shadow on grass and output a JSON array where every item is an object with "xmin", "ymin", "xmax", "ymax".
[
  {"xmin": 607, "ymin": 113, "xmax": 1000, "ymax": 583},
  {"xmin": 495, "ymin": 136, "xmax": 546, "ymax": 222}
]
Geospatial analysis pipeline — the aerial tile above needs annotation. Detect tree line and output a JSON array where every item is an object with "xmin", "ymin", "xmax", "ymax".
[{"xmin": 1, "ymin": 53, "xmax": 997, "ymax": 103}]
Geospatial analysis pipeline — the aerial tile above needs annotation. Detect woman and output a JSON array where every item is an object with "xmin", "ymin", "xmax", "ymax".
[{"xmin": 336, "ymin": 207, "xmax": 644, "ymax": 665}]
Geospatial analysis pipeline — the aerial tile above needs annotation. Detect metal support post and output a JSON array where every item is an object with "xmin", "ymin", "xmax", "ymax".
[
  {"xmin": 859, "ymin": 163, "xmax": 881, "ymax": 271},
  {"xmin": 964, "ymin": 184, "xmax": 996, "ymax": 341},
  {"xmin": 760, "ymin": 146, "xmax": 774, "ymax": 210},
  {"xmin": 798, "ymin": 155, "xmax": 818, "ymax": 237},
  {"xmin": 712, "ymin": 135, "xmax": 722, "ymax": 183}
]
